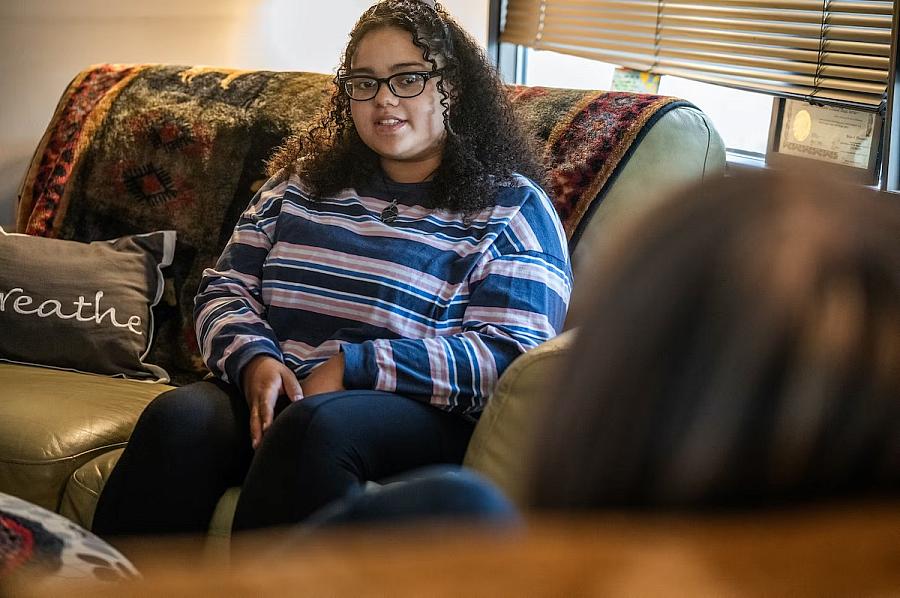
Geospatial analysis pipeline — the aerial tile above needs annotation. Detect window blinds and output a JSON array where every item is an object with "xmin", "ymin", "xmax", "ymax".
[{"xmin": 502, "ymin": 0, "xmax": 897, "ymax": 110}]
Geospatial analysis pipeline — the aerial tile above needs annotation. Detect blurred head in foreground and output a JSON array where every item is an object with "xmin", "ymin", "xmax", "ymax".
[{"xmin": 530, "ymin": 169, "xmax": 900, "ymax": 509}]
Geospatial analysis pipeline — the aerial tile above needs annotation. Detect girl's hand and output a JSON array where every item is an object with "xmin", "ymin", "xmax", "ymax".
[
  {"xmin": 241, "ymin": 355, "xmax": 304, "ymax": 449},
  {"xmin": 301, "ymin": 353, "xmax": 346, "ymax": 398}
]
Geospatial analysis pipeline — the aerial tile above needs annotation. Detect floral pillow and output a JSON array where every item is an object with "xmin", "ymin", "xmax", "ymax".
[{"xmin": 0, "ymin": 491, "xmax": 138, "ymax": 584}]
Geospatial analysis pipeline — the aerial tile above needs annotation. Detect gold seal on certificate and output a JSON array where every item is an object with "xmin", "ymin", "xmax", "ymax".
[{"xmin": 791, "ymin": 109, "xmax": 812, "ymax": 143}]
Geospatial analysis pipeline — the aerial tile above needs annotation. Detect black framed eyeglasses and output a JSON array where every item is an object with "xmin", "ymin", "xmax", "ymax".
[{"xmin": 338, "ymin": 69, "xmax": 445, "ymax": 101}]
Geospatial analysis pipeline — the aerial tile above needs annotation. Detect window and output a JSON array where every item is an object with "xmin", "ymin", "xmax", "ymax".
[
  {"xmin": 494, "ymin": 0, "xmax": 899, "ymax": 191},
  {"xmin": 523, "ymin": 48, "xmax": 773, "ymax": 155}
]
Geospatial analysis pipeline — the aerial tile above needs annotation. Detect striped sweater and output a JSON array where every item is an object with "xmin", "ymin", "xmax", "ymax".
[{"xmin": 195, "ymin": 172, "xmax": 572, "ymax": 415}]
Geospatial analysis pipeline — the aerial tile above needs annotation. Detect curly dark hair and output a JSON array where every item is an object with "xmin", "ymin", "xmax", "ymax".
[{"xmin": 266, "ymin": 0, "xmax": 543, "ymax": 213}]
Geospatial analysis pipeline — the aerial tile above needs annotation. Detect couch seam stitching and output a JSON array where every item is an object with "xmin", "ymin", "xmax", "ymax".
[
  {"xmin": 68, "ymin": 473, "xmax": 101, "ymax": 498},
  {"xmin": 0, "ymin": 442, "xmax": 129, "ymax": 465}
]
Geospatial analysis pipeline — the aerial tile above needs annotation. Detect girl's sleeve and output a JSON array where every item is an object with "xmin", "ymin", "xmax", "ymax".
[{"xmin": 194, "ymin": 179, "xmax": 286, "ymax": 387}]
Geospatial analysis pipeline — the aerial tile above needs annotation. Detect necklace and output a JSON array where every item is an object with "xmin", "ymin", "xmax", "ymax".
[
  {"xmin": 381, "ymin": 198, "xmax": 399, "ymax": 224},
  {"xmin": 378, "ymin": 167, "xmax": 439, "ymax": 224}
]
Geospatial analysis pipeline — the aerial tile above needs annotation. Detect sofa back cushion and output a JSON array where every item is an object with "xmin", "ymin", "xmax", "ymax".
[{"xmin": 16, "ymin": 64, "xmax": 701, "ymax": 384}]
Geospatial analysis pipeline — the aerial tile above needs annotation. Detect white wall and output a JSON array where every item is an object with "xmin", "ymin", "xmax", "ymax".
[{"xmin": 0, "ymin": 0, "xmax": 489, "ymax": 229}]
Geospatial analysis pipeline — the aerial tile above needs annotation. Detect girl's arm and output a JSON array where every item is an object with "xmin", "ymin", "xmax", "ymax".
[
  {"xmin": 341, "ymin": 249, "xmax": 572, "ymax": 414},
  {"xmin": 194, "ymin": 179, "xmax": 286, "ymax": 388}
]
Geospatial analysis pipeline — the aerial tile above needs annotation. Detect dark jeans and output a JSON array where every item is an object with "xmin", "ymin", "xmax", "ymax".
[
  {"xmin": 302, "ymin": 465, "xmax": 520, "ymax": 529},
  {"xmin": 92, "ymin": 380, "xmax": 475, "ymax": 537}
]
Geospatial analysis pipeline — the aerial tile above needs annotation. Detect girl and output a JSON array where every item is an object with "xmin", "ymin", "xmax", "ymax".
[{"xmin": 93, "ymin": 0, "xmax": 571, "ymax": 536}]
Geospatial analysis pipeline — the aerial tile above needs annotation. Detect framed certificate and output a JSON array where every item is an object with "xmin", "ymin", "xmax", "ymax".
[{"xmin": 767, "ymin": 98, "xmax": 882, "ymax": 185}]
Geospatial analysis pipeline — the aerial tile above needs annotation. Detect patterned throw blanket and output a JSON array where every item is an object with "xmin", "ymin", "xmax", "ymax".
[{"xmin": 17, "ymin": 64, "xmax": 688, "ymax": 384}]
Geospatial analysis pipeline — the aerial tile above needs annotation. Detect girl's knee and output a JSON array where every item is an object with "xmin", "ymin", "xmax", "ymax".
[
  {"xmin": 274, "ymin": 393, "xmax": 342, "ymax": 427},
  {"xmin": 144, "ymin": 388, "xmax": 197, "ymax": 422},
  {"xmin": 264, "ymin": 393, "xmax": 360, "ymax": 450},
  {"xmin": 137, "ymin": 382, "xmax": 232, "ymax": 437}
]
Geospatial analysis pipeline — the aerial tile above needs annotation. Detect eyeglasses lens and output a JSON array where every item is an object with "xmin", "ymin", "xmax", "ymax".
[{"xmin": 343, "ymin": 73, "xmax": 427, "ymax": 100}]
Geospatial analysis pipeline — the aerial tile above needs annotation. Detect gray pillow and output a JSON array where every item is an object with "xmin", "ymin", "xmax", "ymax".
[{"xmin": 0, "ymin": 228, "xmax": 176, "ymax": 382}]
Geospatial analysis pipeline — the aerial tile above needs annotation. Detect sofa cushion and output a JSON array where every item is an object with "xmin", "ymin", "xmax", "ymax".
[
  {"xmin": 60, "ymin": 449, "xmax": 239, "ymax": 559},
  {"xmin": 59, "ymin": 449, "xmax": 123, "ymax": 531},
  {"xmin": 0, "ymin": 364, "xmax": 171, "ymax": 512},
  {"xmin": 0, "ymin": 228, "xmax": 176, "ymax": 382},
  {"xmin": 463, "ymin": 329, "xmax": 575, "ymax": 506}
]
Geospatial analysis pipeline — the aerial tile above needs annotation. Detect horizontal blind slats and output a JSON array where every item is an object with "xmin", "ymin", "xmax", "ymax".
[
  {"xmin": 544, "ymin": 14, "xmax": 893, "ymax": 43},
  {"xmin": 536, "ymin": 31, "xmax": 890, "ymax": 74},
  {"xmin": 543, "ymin": 30, "xmax": 890, "ymax": 69},
  {"xmin": 502, "ymin": 0, "xmax": 896, "ymax": 109},
  {"xmin": 655, "ymin": 49, "xmax": 887, "ymax": 82},
  {"xmin": 549, "ymin": 4, "xmax": 893, "ymax": 28},
  {"xmin": 656, "ymin": 67, "xmax": 884, "ymax": 106},
  {"xmin": 529, "ymin": 23, "xmax": 892, "ymax": 56},
  {"xmin": 538, "ymin": 42, "xmax": 886, "ymax": 96},
  {"xmin": 545, "ymin": 0, "xmax": 893, "ymax": 14}
]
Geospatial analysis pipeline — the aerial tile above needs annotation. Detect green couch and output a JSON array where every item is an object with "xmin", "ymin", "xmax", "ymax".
[{"xmin": 0, "ymin": 64, "xmax": 724, "ymax": 538}]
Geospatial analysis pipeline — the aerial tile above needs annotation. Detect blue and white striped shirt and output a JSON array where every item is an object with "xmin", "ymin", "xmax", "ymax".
[{"xmin": 195, "ymin": 172, "xmax": 572, "ymax": 414}]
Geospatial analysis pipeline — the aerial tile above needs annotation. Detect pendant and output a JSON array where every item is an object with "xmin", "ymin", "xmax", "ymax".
[{"xmin": 381, "ymin": 199, "xmax": 399, "ymax": 224}]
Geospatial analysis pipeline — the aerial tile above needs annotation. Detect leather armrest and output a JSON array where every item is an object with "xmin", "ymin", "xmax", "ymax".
[{"xmin": 463, "ymin": 329, "xmax": 577, "ymax": 506}]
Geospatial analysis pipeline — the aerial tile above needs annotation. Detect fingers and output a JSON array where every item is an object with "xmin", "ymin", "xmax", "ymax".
[
  {"xmin": 250, "ymin": 372, "xmax": 295, "ymax": 449},
  {"xmin": 249, "ymin": 401, "xmax": 262, "ymax": 450},
  {"xmin": 248, "ymin": 376, "xmax": 277, "ymax": 449},
  {"xmin": 281, "ymin": 369, "xmax": 304, "ymax": 402},
  {"xmin": 241, "ymin": 356, "xmax": 301, "ymax": 449},
  {"xmin": 260, "ymin": 390, "xmax": 275, "ymax": 434},
  {"xmin": 250, "ymin": 389, "xmax": 276, "ymax": 450}
]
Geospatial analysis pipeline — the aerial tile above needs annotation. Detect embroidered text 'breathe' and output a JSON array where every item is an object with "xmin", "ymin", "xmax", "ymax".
[{"xmin": 0, "ymin": 287, "xmax": 144, "ymax": 336}]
